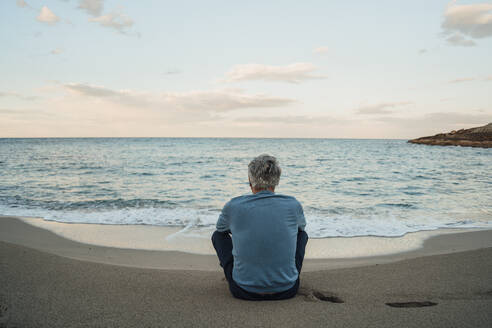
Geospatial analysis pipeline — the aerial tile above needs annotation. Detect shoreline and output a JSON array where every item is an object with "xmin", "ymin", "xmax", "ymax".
[{"xmin": 1, "ymin": 215, "xmax": 492, "ymax": 271}]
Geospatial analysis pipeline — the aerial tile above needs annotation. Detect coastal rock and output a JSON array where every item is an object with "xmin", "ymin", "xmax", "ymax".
[{"xmin": 408, "ymin": 123, "xmax": 492, "ymax": 148}]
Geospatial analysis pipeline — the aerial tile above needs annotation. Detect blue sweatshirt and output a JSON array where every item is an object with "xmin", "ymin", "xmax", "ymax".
[{"xmin": 216, "ymin": 190, "xmax": 306, "ymax": 293}]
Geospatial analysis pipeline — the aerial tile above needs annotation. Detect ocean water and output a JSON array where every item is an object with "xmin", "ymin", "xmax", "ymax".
[{"xmin": 0, "ymin": 138, "xmax": 491, "ymax": 238}]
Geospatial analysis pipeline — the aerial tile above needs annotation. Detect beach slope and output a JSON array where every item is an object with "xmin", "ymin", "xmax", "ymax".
[
  {"xmin": 1, "ymin": 242, "xmax": 491, "ymax": 327},
  {"xmin": 1, "ymin": 218, "xmax": 492, "ymax": 327}
]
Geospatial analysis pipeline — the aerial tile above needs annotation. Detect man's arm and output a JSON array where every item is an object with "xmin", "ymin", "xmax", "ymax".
[
  {"xmin": 216, "ymin": 202, "xmax": 231, "ymax": 232},
  {"xmin": 297, "ymin": 202, "xmax": 306, "ymax": 231}
]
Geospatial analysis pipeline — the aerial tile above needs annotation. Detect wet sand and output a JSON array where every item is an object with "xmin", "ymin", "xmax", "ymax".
[{"xmin": 1, "ymin": 216, "xmax": 491, "ymax": 327}]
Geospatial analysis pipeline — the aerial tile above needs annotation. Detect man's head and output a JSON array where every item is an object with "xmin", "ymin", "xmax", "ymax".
[{"xmin": 248, "ymin": 154, "xmax": 281, "ymax": 193}]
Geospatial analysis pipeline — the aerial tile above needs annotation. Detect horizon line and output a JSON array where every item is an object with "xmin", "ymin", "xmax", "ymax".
[{"xmin": 0, "ymin": 136, "xmax": 411, "ymax": 140}]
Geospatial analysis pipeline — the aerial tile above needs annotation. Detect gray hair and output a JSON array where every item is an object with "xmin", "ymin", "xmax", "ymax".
[{"xmin": 248, "ymin": 154, "xmax": 281, "ymax": 189}]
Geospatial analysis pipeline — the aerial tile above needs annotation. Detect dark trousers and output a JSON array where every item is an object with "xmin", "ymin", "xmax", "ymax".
[{"xmin": 211, "ymin": 230, "xmax": 308, "ymax": 301}]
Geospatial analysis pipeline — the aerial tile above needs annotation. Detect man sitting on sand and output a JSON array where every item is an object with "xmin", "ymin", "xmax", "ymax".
[{"xmin": 211, "ymin": 154, "xmax": 308, "ymax": 300}]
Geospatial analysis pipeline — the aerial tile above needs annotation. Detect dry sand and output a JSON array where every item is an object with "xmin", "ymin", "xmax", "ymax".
[{"xmin": 1, "ymin": 216, "xmax": 491, "ymax": 327}]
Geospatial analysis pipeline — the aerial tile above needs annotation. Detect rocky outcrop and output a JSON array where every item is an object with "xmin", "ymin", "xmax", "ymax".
[{"xmin": 408, "ymin": 123, "xmax": 492, "ymax": 148}]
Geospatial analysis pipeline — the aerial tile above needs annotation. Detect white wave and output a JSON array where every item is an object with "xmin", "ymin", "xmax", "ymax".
[{"xmin": 1, "ymin": 205, "xmax": 491, "ymax": 238}]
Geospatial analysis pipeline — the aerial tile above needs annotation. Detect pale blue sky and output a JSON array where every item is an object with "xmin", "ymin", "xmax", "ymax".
[{"xmin": 1, "ymin": 0, "xmax": 491, "ymax": 137}]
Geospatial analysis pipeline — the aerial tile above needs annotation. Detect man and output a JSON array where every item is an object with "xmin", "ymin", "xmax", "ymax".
[{"xmin": 211, "ymin": 154, "xmax": 308, "ymax": 301}]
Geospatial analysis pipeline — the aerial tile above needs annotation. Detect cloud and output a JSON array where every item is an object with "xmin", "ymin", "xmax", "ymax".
[
  {"xmin": 0, "ymin": 91, "xmax": 39, "ymax": 101},
  {"xmin": 356, "ymin": 101, "xmax": 413, "ymax": 115},
  {"xmin": 372, "ymin": 111, "xmax": 492, "ymax": 138},
  {"xmin": 65, "ymin": 83, "xmax": 121, "ymax": 98},
  {"xmin": 0, "ymin": 108, "xmax": 50, "ymax": 119},
  {"xmin": 223, "ymin": 63, "xmax": 326, "ymax": 83},
  {"xmin": 235, "ymin": 115, "xmax": 348, "ymax": 126},
  {"xmin": 423, "ymin": 111, "xmax": 491, "ymax": 124},
  {"xmin": 16, "ymin": 0, "xmax": 29, "ymax": 8},
  {"xmin": 64, "ymin": 83, "xmax": 295, "ymax": 112},
  {"xmin": 78, "ymin": 0, "xmax": 104, "ymax": 16},
  {"xmin": 313, "ymin": 46, "xmax": 329, "ymax": 55},
  {"xmin": 89, "ymin": 11, "xmax": 134, "ymax": 33},
  {"xmin": 378, "ymin": 111, "xmax": 492, "ymax": 126},
  {"xmin": 163, "ymin": 69, "xmax": 181, "ymax": 75},
  {"xmin": 448, "ymin": 75, "xmax": 492, "ymax": 83},
  {"xmin": 50, "ymin": 48, "xmax": 63, "ymax": 55},
  {"xmin": 445, "ymin": 33, "xmax": 476, "ymax": 46},
  {"xmin": 78, "ymin": 1, "xmax": 137, "ymax": 35},
  {"xmin": 163, "ymin": 90, "xmax": 295, "ymax": 112},
  {"xmin": 442, "ymin": 2, "xmax": 492, "ymax": 39},
  {"xmin": 418, "ymin": 49, "xmax": 428, "ymax": 54},
  {"xmin": 37, "ymin": 6, "xmax": 60, "ymax": 25},
  {"xmin": 448, "ymin": 77, "xmax": 476, "ymax": 83}
]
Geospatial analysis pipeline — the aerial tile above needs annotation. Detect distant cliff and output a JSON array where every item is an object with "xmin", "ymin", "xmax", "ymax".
[{"xmin": 408, "ymin": 123, "xmax": 492, "ymax": 148}]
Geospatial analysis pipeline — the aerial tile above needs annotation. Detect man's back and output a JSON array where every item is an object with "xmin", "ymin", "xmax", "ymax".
[{"xmin": 216, "ymin": 190, "xmax": 306, "ymax": 293}]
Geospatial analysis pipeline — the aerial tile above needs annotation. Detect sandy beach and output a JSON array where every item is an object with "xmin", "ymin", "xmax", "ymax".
[{"xmin": 1, "ymin": 216, "xmax": 492, "ymax": 327}]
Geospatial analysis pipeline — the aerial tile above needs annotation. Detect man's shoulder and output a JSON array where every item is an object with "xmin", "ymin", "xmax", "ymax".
[
  {"xmin": 222, "ymin": 194, "xmax": 246, "ymax": 209},
  {"xmin": 276, "ymin": 194, "xmax": 303, "ymax": 209},
  {"xmin": 227, "ymin": 193, "xmax": 301, "ymax": 207},
  {"xmin": 226, "ymin": 193, "xmax": 254, "ymax": 206},
  {"xmin": 275, "ymin": 193, "xmax": 299, "ymax": 201}
]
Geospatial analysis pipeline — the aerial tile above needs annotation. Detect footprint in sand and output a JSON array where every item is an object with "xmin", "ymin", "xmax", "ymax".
[
  {"xmin": 0, "ymin": 303, "xmax": 10, "ymax": 328},
  {"xmin": 480, "ymin": 289, "xmax": 492, "ymax": 297},
  {"xmin": 386, "ymin": 301, "xmax": 437, "ymax": 308},
  {"xmin": 298, "ymin": 288, "xmax": 344, "ymax": 303}
]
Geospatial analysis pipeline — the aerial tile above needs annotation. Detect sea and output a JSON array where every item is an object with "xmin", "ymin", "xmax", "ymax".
[{"xmin": 0, "ymin": 138, "xmax": 491, "ymax": 238}]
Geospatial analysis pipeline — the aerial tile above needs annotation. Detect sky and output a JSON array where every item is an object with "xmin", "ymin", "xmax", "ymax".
[{"xmin": 1, "ymin": 0, "xmax": 491, "ymax": 138}]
